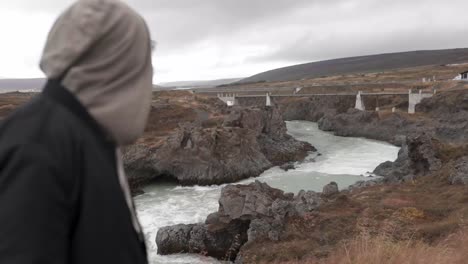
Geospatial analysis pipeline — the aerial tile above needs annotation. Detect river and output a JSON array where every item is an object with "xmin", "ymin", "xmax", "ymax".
[{"xmin": 134, "ymin": 121, "xmax": 400, "ymax": 264}]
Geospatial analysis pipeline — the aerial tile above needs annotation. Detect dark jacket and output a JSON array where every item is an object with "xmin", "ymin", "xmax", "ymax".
[{"xmin": 0, "ymin": 81, "xmax": 148, "ymax": 264}]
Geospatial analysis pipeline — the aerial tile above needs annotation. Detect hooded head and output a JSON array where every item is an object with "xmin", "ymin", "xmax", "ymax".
[{"xmin": 40, "ymin": 0, "xmax": 153, "ymax": 146}]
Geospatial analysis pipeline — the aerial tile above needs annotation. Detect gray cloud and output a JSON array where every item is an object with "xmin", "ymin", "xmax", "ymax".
[
  {"xmin": 0, "ymin": 0, "xmax": 467, "ymax": 81},
  {"xmin": 249, "ymin": 25, "xmax": 468, "ymax": 64},
  {"xmin": 131, "ymin": 0, "xmax": 321, "ymax": 51}
]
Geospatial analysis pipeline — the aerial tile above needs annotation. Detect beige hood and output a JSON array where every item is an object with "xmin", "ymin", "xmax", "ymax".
[{"xmin": 40, "ymin": 0, "xmax": 153, "ymax": 146}]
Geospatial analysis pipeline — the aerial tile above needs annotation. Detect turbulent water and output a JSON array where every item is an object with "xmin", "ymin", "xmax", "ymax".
[{"xmin": 134, "ymin": 121, "xmax": 400, "ymax": 264}]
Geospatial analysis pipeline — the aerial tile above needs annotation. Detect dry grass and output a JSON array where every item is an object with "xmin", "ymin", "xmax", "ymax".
[
  {"xmin": 0, "ymin": 92, "xmax": 35, "ymax": 119},
  {"xmin": 324, "ymin": 231, "xmax": 468, "ymax": 264},
  {"xmin": 279, "ymin": 230, "xmax": 468, "ymax": 264},
  {"xmin": 242, "ymin": 177, "xmax": 468, "ymax": 264},
  {"xmin": 207, "ymin": 64, "xmax": 468, "ymax": 94}
]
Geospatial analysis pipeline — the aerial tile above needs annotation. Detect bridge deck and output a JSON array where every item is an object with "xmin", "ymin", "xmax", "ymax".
[{"xmin": 227, "ymin": 92, "xmax": 412, "ymax": 98}]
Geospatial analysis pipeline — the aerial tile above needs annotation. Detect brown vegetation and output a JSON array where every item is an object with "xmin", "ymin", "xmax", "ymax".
[
  {"xmin": 0, "ymin": 92, "xmax": 35, "ymax": 119},
  {"xmin": 239, "ymin": 140, "xmax": 468, "ymax": 263},
  {"xmin": 203, "ymin": 64, "xmax": 468, "ymax": 95},
  {"xmin": 137, "ymin": 90, "xmax": 227, "ymax": 148},
  {"xmin": 278, "ymin": 229, "xmax": 468, "ymax": 264}
]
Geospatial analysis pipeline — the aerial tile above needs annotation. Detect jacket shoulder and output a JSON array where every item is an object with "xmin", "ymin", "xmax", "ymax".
[
  {"xmin": 1, "ymin": 95, "xmax": 82, "ymax": 140},
  {"xmin": 0, "ymin": 95, "xmax": 86, "ymax": 168}
]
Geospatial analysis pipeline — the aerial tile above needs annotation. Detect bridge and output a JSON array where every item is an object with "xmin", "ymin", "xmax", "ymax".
[{"xmin": 214, "ymin": 89, "xmax": 435, "ymax": 114}]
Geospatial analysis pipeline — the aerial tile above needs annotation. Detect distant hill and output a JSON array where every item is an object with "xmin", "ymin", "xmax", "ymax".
[
  {"xmin": 159, "ymin": 78, "xmax": 243, "ymax": 88},
  {"xmin": 0, "ymin": 78, "xmax": 45, "ymax": 93},
  {"xmin": 241, "ymin": 48, "xmax": 468, "ymax": 83}
]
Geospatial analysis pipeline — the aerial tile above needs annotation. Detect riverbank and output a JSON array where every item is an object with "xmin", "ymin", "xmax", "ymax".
[
  {"xmin": 238, "ymin": 90, "xmax": 468, "ymax": 263},
  {"xmin": 137, "ymin": 121, "xmax": 399, "ymax": 263},
  {"xmin": 155, "ymin": 89, "xmax": 467, "ymax": 263}
]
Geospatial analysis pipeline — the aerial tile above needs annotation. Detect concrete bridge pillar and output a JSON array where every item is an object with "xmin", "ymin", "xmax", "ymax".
[
  {"xmin": 355, "ymin": 91, "xmax": 365, "ymax": 111},
  {"xmin": 408, "ymin": 89, "xmax": 433, "ymax": 114},
  {"xmin": 218, "ymin": 93, "xmax": 238, "ymax": 107},
  {"xmin": 408, "ymin": 89, "xmax": 416, "ymax": 114},
  {"xmin": 266, "ymin": 93, "xmax": 272, "ymax": 106}
]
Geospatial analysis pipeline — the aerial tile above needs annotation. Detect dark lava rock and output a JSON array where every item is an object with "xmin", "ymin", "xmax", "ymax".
[
  {"xmin": 322, "ymin": 182, "xmax": 339, "ymax": 197},
  {"xmin": 416, "ymin": 90, "xmax": 468, "ymax": 144},
  {"xmin": 156, "ymin": 181, "xmax": 323, "ymax": 261},
  {"xmin": 449, "ymin": 157, "xmax": 468, "ymax": 185},
  {"xmin": 314, "ymin": 90, "xmax": 468, "ymax": 146},
  {"xmin": 293, "ymin": 190, "xmax": 322, "ymax": 216},
  {"xmin": 258, "ymin": 134, "xmax": 315, "ymax": 166},
  {"xmin": 275, "ymin": 96, "xmax": 356, "ymax": 122},
  {"xmin": 156, "ymin": 221, "xmax": 249, "ymax": 261},
  {"xmin": 280, "ymin": 162, "xmax": 296, "ymax": 171},
  {"xmin": 125, "ymin": 106, "xmax": 314, "ymax": 189},
  {"xmin": 373, "ymin": 161, "xmax": 396, "ymax": 176},
  {"xmin": 317, "ymin": 109, "xmax": 416, "ymax": 145},
  {"xmin": 373, "ymin": 141, "xmax": 411, "ymax": 182},
  {"xmin": 407, "ymin": 133, "xmax": 442, "ymax": 176},
  {"xmin": 348, "ymin": 178, "xmax": 384, "ymax": 192},
  {"xmin": 156, "ymin": 224, "xmax": 194, "ymax": 255},
  {"xmin": 372, "ymin": 133, "xmax": 443, "ymax": 184}
]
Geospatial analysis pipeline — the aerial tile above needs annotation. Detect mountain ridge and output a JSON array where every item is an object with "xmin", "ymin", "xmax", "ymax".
[
  {"xmin": 0, "ymin": 78, "xmax": 45, "ymax": 93},
  {"xmin": 158, "ymin": 78, "xmax": 243, "ymax": 88},
  {"xmin": 240, "ymin": 48, "xmax": 468, "ymax": 83}
]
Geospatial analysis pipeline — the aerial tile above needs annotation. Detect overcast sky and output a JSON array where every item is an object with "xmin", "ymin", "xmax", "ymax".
[{"xmin": 0, "ymin": 0, "xmax": 467, "ymax": 83}]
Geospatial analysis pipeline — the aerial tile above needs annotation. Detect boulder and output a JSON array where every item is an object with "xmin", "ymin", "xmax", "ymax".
[
  {"xmin": 294, "ymin": 190, "xmax": 322, "ymax": 216},
  {"xmin": 322, "ymin": 182, "xmax": 339, "ymax": 197},
  {"xmin": 156, "ymin": 221, "xmax": 250, "ymax": 261},
  {"xmin": 156, "ymin": 224, "xmax": 194, "ymax": 255},
  {"xmin": 218, "ymin": 181, "xmax": 292, "ymax": 221},
  {"xmin": 156, "ymin": 181, "xmax": 323, "ymax": 261},
  {"xmin": 280, "ymin": 162, "xmax": 296, "ymax": 171}
]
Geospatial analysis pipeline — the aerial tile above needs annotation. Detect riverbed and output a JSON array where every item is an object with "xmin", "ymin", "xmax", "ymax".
[{"xmin": 134, "ymin": 121, "xmax": 400, "ymax": 264}]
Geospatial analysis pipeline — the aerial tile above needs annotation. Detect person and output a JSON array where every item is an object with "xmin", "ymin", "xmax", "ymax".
[{"xmin": 0, "ymin": 0, "xmax": 153, "ymax": 263}]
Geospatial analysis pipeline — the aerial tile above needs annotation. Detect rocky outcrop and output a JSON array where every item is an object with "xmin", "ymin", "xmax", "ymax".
[
  {"xmin": 309, "ymin": 90, "xmax": 466, "ymax": 188},
  {"xmin": 407, "ymin": 134, "xmax": 442, "ymax": 176},
  {"xmin": 317, "ymin": 108, "xmax": 425, "ymax": 145},
  {"xmin": 347, "ymin": 178, "xmax": 384, "ymax": 192},
  {"xmin": 449, "ymin": 157, "xmax": 468, "ymax": 185},
  {"xmin": 280, "ymin": 162, "xmax": 295, "ymax": 171},
  {"xmin": 368, "ymin": 133, "xmax": 443, "ymax": 185},
  {"xmin": 276, "ymin": 96, "xmax": 355, "ymax": 122},
  {"xmin": 322, "ymin": 182, "xmax": 339, "ymax": 197},
  {"xmin": 416, "ymin": 90, "xmax": 468, "ymax": 144},
  {"xmin": 373, "ymin": 138, "xmax": 411, "ymax": 182},
  {"xmin": 225, "ymin": 105, "xmax": 316, "ymax": 165},
  {"xmin": 128, "ymin": 123, "xmax": 272, "ymax": 186},
  {"xmin": 315, "ymin": 90, "xmax": 467, "ymax": 145},
  {"xmin": 125, "ymin": 106, "xmax": 314, "ymax": 189},
  {"xmin": 156, "ymin": 221, "xmax": 250, "ymax": 261},
  {"xmin": 156, "ymin": 181, "xmax": 324, "ymax": 261}
]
